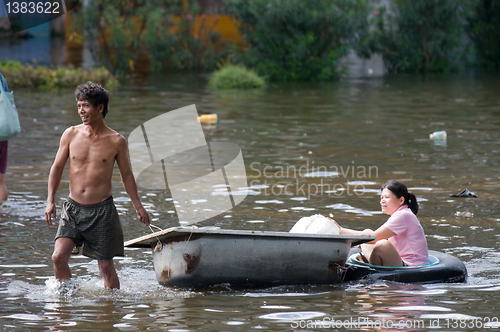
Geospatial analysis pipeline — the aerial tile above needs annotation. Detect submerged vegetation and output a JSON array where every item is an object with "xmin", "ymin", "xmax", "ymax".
[
  {"xmin": 0, "ymin": 60, "xmax": 118, "ymax": 89},
  {"xmin": 208, "ymin": 64, "xmax": 265, "ymax": 89}
]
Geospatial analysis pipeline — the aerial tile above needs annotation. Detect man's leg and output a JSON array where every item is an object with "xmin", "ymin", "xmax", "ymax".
[
  {"xmin": 98, "ymin": 259, "xmax": 120, "ymax": 289},
  {"xmin": 52, "ymin": 237, "xmax": 75, "ymax": 281},
  {"xmin": 0, "ymin": 173, "xmax": 8, "ymax": 201}
]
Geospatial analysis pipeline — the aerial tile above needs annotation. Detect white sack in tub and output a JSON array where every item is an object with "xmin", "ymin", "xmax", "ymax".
[{"xmin": 289, "ymin": 214, "xmax": 340, "ymax": 235}]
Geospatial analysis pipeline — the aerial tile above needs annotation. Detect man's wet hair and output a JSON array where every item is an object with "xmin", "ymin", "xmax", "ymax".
[{"xmin": 75, "ymin": 81, "xmax": 109, "ymax": 118}]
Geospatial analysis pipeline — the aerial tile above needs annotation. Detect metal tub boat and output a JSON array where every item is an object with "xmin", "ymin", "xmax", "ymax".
[{"xmin": 125, "ymin": 227, "xmax": 375, "ymax": 288}]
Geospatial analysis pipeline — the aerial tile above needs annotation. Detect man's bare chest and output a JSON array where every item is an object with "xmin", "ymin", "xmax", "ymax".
[{"xmin": 69, "ymin": 137, "xmax": 117, "ymax": 165}]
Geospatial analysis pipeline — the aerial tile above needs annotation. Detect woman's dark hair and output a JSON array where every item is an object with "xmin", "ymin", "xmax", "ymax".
[
  {"xmin": 382, "ymin": 180, "xmax": 419, "ymax": 215},
  {"xmin": 75, "ymin": 81, "xmax": 109, "ymax": 118}
]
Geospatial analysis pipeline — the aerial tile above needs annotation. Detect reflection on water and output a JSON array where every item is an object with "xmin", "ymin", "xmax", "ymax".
[{"xmin": 1, "ymin": 73, "xmax": 500, "ymax": 330}]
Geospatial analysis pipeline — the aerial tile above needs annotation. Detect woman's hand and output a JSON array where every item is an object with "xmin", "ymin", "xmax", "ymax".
[
  {"xmin": 362, "ymin": 228, "xmax": 376, "ymax": 236},
  {"xmin": 326, "ymin": 217, "xmax": 343, "ymax": 233}
]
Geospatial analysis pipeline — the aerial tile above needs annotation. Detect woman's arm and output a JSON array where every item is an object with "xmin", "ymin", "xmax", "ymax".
[
  {"xmin": 329, "ymin": 218, "xmax": 375, "ymax": 236},
  {"xmin": 330, "ymin": 219, "xmax": 395, "ymax": 244},
  {"xmin": 373, "ymin": 226, "xmax": 395, "ymax": 241}
]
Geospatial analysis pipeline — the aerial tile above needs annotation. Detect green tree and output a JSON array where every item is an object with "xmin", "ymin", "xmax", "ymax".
[
  {"xmin": 465, "ymin": 0, "xmax": 500, "ymax": 70},
  {"xmin": 226, "ymin": 0, "xmax": 372, "ymax": 81},
  {"xmin": 371, "ymin": 0, "xmax": 465, "ymax": 73}
]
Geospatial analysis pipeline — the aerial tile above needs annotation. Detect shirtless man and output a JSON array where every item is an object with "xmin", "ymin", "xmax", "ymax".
[{"xmin": 44, "ymin": 82, "xmax": 150, "ymax": 289}]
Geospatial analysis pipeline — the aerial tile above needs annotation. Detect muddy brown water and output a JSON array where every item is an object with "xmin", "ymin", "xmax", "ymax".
[{"xmin": 1, "ymin": 73, "xmax": 500, "ymax": 331}]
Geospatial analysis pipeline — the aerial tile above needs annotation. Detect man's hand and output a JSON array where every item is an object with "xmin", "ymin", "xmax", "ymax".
[
  {"xmin": 45, "ymin": 202, "xmax": 57, "ymax": 226},
  {"xmin": 136, "ymin": 206, "xmax": 151, "ymax": 226}
]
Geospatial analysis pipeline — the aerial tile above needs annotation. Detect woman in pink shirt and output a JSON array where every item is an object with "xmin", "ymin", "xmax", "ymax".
[{"xmin": 332, "ymin": 180, "xmax": 429, "ymax": 267}]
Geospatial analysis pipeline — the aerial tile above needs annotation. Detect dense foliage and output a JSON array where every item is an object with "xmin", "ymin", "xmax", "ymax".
[
  {"xmin": 0, "ymin": 60, "xmax": 117, "ymax": 89},
  {"xmin": 70, "ymin": 0, "xmax": 226, "ymax": 76},
  {"xmin": 370, "ymin": 0, "xmax": 465, "ymax": 73},
  {"xmin": 63, "ymin": 0, "xmax": 500, "ymax": 80},
  {"xmin": 465, "ymin": 0, "xmax": 500, "ymax": 69},
  {"xmin": 225, "ymin": 0, "xmax": 372, "ymax": 81}
]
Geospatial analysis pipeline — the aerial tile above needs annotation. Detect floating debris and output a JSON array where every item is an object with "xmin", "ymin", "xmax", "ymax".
[
  {"xmin": 450, "ymin": 189, "xmax": 478, "ymax": 198},
  {"xmin": 429, "ymin": 130, "xmax": 447, "ymax": 140},
  {"xmin": 197, "ymin": 114, "xmax": 218, "ymax": 123}
]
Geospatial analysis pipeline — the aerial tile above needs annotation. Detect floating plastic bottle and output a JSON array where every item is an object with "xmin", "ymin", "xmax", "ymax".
[
  {"xmin": 429, "ymin": 130, "xmax": 447, "ymax": 140},
  {"xmin": 197, "ymin": 114, "xmax": 218, "ymax": 123}
]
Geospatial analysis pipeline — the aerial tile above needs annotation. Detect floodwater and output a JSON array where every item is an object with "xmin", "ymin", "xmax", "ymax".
[{"xmin": 1, "ymin": 73, "xmax": 500, "ymax": 331}]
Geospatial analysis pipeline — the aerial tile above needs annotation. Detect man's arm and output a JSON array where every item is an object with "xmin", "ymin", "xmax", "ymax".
[
  {"xmin": 44, "ymin": 128, "xmax": 71, "ymax": 226},
  {"xmin": 116, "ymin": 135, "xmax": 150, "ymax": 226}
]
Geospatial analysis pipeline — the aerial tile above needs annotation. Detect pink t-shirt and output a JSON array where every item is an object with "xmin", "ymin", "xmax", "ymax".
[{"xmin": 383, "ymin": 205, "xmax": 429, "ymax": 266}]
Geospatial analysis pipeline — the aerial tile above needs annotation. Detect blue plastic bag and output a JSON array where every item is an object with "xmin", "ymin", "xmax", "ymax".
[{"xmin": 0, "ymin": 88, "xmax": 21, "ymax": 141}]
